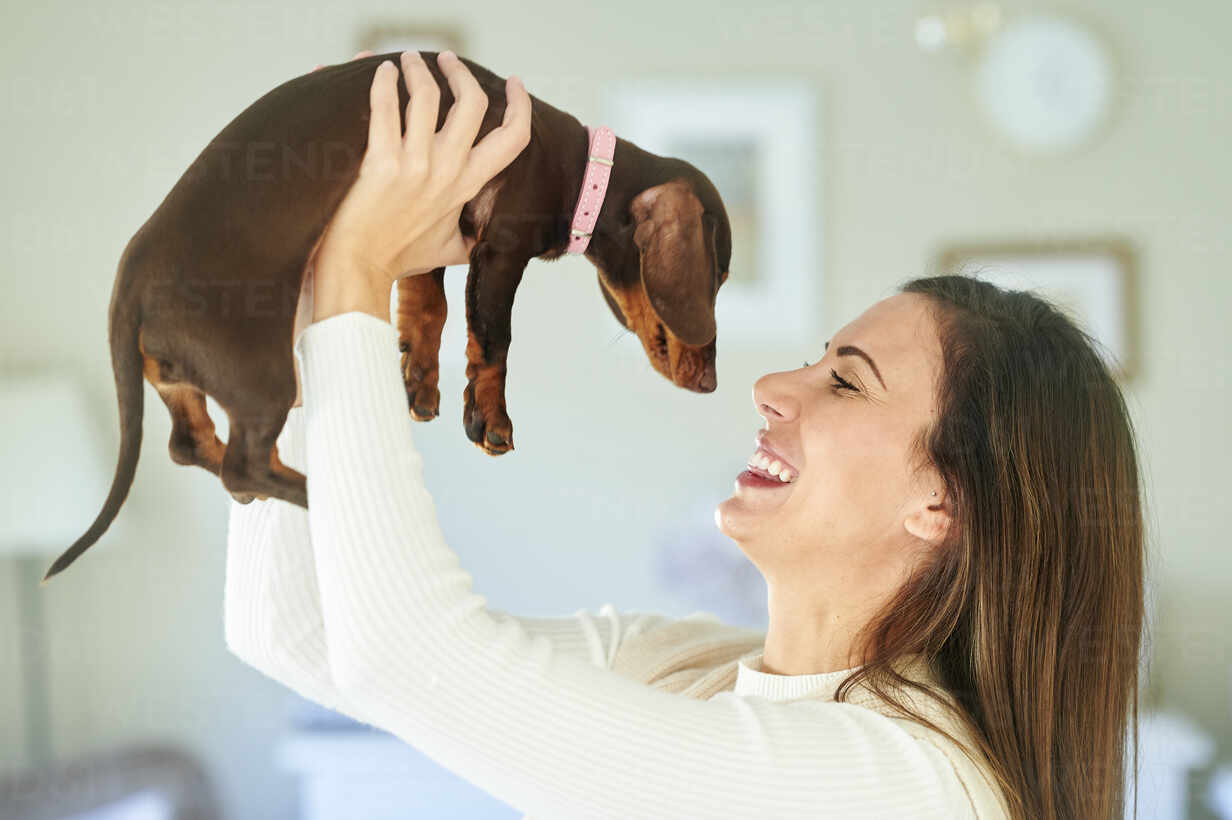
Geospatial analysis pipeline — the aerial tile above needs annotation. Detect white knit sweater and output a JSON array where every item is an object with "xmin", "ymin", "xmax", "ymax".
[{"xmin": 224, "ymin": 310, "xmax": 1009, "ymax": 819}]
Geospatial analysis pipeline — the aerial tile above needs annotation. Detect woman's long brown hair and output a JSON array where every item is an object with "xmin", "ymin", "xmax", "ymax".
[{"xmin": 830, "ymin": 274, "xmax": 1147, "ymax": 819}]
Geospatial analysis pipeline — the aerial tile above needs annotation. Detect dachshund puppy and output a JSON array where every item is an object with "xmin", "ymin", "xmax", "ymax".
[{"xmin": 44, "ymin": 51, "xmax": 732, "ymax": 582}]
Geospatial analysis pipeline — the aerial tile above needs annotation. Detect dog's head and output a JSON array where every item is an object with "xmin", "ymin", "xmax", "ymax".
[{"xmin": 594, "ymin": 170, "xmax": 731, "ymax": 393}]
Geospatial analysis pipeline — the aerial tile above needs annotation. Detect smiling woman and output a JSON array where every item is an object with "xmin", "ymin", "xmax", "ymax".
[
  {"xmin": 718, "ymin": 277, "xmax": 1145, "ymax": 820},
  {"xmin": 225, "ymin": 270, "xmax": 1143, "ymax": 820}
]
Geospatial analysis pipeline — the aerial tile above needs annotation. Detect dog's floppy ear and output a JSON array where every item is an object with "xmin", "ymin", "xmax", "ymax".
[{"xmin": 631, "ymin": 179, "xmax": 718, "ymax": 346}]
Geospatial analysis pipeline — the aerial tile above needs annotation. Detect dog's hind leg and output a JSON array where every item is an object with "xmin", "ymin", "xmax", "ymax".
[
  {"xmin": 159, "ymin": 385, "xmax": 226, "ymax": 475},
  {"xmin": 140, "ymin": 338, "xmax": 231, "ymax": 485},
  {"xmin": 396, "ymin": 267, "xmax": 447, "ymax": 421},
  {"xmin": 159, "ymin": 385, "xmax": 274, "ymax": 506},
  {"xmin": 220, "ymin": 412, "xmax": 307, "ymax": 508},
  {"xmin": 215, "ymin": 344, "xmax": 307, "ymax": 508}
]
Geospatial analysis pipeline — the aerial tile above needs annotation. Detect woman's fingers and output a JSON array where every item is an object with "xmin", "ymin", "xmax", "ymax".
[
  {"xmin": 400, "ymin": 51, "xmax": 439, "ymax": 164},
  {"xmin": 363, "ymin": 60, "xmax": 403, "ymax": 175},
  {"xmin": 434, "ymin": 51, "xmax": 489, "ymax": 164},
  {"xmin": 459, "ymin": 75, "xmax": 532, "ymax": 197}
]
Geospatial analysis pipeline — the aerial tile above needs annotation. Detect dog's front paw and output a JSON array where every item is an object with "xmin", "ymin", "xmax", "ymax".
[
  {"xmin": 401, "ymin": 350, "xmax": 441, "ymax": 421},
  {"xmin": 463, "ymin": 379, "xmax": 514, "ymax": 456}
]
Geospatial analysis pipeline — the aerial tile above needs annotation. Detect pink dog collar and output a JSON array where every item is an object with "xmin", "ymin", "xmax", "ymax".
[{"xmin": 566, "ymin": 125, "xmax": 616, "ymax": 255}]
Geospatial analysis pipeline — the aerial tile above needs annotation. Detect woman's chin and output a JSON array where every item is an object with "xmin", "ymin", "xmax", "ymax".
[
  {"xmin": 714, "ymin": 495, "xmax": 754, "ymax": 540},
  {"xmin": 717, "ymin": 475, "xmax": 796, "ymax": 538}
]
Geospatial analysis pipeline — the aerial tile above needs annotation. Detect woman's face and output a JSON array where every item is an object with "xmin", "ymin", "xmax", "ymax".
[{"xmin": 715, "ymin": 292, "xmax": 948, "ymax": 590}]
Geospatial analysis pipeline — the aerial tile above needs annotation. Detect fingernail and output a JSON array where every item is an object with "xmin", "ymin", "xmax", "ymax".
[{"xmin": 440, "ymin": 50, "xmax": 456, "ymax": 61}]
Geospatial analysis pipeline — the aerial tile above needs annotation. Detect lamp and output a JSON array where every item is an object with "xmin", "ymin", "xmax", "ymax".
[{"xmin": 0, "ymin": 366, "xmax": 114, "ymax": 769}]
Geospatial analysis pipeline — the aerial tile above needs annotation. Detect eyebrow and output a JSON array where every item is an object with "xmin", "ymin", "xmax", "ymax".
[{"xmin": 825, "ymin": 340, "xmax": 887, "ymax": 390}]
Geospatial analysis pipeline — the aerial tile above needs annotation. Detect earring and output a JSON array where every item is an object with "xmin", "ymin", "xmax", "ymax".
[{"xmin": 931, "ymin": 491, "xmax": 937, "ymax": 496}]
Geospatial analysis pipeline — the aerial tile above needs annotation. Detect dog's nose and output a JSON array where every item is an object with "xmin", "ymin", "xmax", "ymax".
[{"xmin": 697, "ymin": 361, "xmax": 717, "ymax": 392}]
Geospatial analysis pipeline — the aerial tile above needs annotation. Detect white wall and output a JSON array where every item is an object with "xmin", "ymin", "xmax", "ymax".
[{"xmin": 1, "ymin": 0, "xmax": 1229, "ymax": 817}]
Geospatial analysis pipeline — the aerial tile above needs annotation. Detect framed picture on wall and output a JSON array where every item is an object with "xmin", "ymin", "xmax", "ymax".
[
  {"xmin": 932, "ymin": 236, "xmax": 1139, "ymax": 381},
  {"xmin": 603, "ymin": 78, "xmax": 821, "ymax": 348},
  {"xmin": 355, "ymin": 22, "xmax": 465, "ymax": 58}
]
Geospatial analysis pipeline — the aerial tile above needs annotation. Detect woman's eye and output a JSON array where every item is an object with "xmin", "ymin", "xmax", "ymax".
[
  {"xmin": 830, "ymin": 368, "xmax": 859, "ymax": 392},
  {"xmin": 802, "ymin": 361, "xmax": 859, "ymax": 392}
]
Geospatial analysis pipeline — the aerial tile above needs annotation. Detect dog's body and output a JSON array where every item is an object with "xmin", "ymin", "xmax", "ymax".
[{"xmin": 44, "ymin": 51, "xmax": 732, "ymax": 582}]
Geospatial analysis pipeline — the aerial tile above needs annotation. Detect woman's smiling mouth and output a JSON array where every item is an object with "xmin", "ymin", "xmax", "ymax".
[
  {"xmin": 745, "ymin": 447, "xmax": 796, "ymax": 482},
  {"xmin": 737, "ymin": 435, "xmax": 798, "ymax": 489},
  {"xmin": 748, "ymin": 431, "xmax": 799, "ymax": 481}
]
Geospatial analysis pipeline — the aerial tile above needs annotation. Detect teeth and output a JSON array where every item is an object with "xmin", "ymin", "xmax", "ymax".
[{"xmin": 746, "ymin": 448, "xmax": 797, "ymax": 483}]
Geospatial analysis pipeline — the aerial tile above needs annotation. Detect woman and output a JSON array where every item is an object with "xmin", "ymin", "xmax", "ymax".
[{"xmin": 226, "ymin": 50, "xmax": 1145, "ymax": 819}]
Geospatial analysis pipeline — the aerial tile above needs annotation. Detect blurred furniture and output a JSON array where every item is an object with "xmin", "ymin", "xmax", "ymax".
[
  {"xmin": 0, "ymin": 368, "xmax": 112, "ymax": 768},
  {"xmin": 1127, "ymin": 710, "xmax": 1215, "ymax": 820},
  {"xmin": 279, "ymin": 696, "xmax": 518, "ymax": 816},
  {"xmin": 1209, "ymin": 764, "xmax": 1232, "ymax": 818},
  {"xmin": 0, "ymin": 742, "xmax": 219, "ymax": 820},
  {"xmin": 1203, "ymin": 665, "xmax": 1232, "ymax": 819},
  {"xmin": 277, "ymin": 728, "xmax": 517, "ymax": 819}
]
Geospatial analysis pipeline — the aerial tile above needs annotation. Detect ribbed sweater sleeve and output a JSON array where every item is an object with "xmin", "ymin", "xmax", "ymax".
[
  {"xmin": 224, "ymin": 412, "xmax": 683, "ymax": 707},
  {"xmin": 241, "ymin": 309, "xmax": 975, "ymax": 819},
  {"xmin": 223, "ymin": 407, "xmax": 342, "ymax": 712}
]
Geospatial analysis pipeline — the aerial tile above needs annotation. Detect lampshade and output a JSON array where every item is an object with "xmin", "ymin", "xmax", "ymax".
[{"xmin": 0, "ymin": 368, "xmax": 115, "ymax": 555}]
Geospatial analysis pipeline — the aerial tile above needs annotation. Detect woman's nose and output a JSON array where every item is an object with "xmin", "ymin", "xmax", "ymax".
[{"xmin": 752, "ymin": 371, "xmax": 800, "ymax": 423}]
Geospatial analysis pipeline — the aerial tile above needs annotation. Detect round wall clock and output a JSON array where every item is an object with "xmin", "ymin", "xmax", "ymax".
[{"xmin": 973, "ymin": 13, "xmax": 1116, "ymax": 154}]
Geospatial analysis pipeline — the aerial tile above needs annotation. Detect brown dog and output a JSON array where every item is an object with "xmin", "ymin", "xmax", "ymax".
[{"xmin": 43, "ymin": 51, "xmax": 732, "ymax": 583}]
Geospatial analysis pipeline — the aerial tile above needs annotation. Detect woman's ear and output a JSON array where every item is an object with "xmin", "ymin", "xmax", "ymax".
[
  {"xmin": 630, "ymin": 179, "xmax": 718, "ymax": 346},
  {"xmin": 903, "ymin": 488, "xmax": 953, "ymax": 548}
]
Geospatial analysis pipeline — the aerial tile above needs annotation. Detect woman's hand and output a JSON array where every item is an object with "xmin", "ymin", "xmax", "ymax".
[
  {"xmin": 290, "ymin": 49, "xmax": 531, "ymax": 406},
  {"xmin": 310, "ymin": 49, "xmax": 531, "ymax": 323}
]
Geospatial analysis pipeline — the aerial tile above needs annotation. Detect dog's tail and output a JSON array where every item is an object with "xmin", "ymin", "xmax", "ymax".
[{"xmin": 41, "ymin": 263, "xmax": 145, "ymax": 585}]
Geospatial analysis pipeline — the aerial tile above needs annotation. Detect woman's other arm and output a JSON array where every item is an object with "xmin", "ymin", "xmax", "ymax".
[{"xmin": 223, "ymin": 406, "xmax": 682, "ymax": 699}]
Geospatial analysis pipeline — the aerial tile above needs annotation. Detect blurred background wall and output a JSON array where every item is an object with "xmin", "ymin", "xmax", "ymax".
[{"xmin": 1, "ymin": 0, "xmax": 1228, "ymax": 817}]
